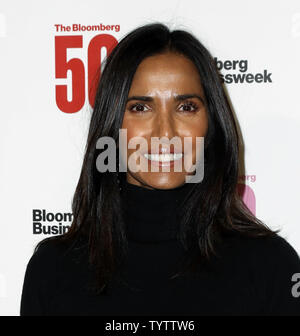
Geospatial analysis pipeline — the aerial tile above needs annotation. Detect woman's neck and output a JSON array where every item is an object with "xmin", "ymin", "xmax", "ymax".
[{"xmin": 120, "ymin": 179, "xmax": 194, "ymax": 243}]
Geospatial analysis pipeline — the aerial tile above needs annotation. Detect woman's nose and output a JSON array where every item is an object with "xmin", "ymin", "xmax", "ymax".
[{"xmin": 151, "ymin": 108, "xmax": 176, "ymax": 140}]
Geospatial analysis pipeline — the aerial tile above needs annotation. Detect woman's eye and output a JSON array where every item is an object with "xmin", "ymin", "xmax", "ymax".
[
  {"xmin": 179, "ymin": 102, "xmax": 199, "ymax": 113},
  {"xmin": 128, "ymin": 101, "xmax": 199, "ymax": 113},
  {"xmin": 129, "ymin": 103, "xmax": 150, "ymax": 113}
]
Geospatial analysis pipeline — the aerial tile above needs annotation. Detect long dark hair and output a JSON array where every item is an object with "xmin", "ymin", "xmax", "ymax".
[{"xmin": 36, "ymin": 22, "xmax": 277, "ymax": 292}]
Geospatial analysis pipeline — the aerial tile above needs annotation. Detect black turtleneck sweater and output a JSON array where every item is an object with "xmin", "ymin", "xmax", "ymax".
[{"xmin": 20, "ymin": 181, "xmax": 300, "ymax": 316}]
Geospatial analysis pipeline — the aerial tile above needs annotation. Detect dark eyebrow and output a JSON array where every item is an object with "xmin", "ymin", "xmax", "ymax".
[{"xmin": 126, "ymin": 94, "xmax": 205, "ymax": 104}]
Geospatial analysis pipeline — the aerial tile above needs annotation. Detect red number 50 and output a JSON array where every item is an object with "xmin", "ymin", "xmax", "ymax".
[{"xmin": 55, "ymin": 34, "xmax": 118, "ymax": 113}]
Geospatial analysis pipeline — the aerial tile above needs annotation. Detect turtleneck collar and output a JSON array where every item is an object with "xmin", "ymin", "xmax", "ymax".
[{"xmin": 120, "ymin": 179, "xmax": 194, "ymax": 243}]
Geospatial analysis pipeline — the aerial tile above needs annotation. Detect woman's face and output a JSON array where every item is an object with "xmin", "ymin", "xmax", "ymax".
[{"xmin": 121, "ymin": 51, "xmax": 208, "ymax": 190}]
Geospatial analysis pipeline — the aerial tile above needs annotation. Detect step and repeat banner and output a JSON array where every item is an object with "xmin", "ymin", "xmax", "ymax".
[{"xmin": 0, "ymin": 0, "xmax": 299, "ymax": 315}]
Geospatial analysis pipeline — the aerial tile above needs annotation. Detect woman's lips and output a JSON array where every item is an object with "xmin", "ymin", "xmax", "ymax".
[{"xmin": 143, "ymin": 153, "xmax": 183, "ymax": 168}]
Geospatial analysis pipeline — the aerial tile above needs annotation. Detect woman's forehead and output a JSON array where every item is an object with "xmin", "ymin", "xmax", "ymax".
[{"xmin": 128, "ymin": 53, "xmax": 204, "ymax": 96}]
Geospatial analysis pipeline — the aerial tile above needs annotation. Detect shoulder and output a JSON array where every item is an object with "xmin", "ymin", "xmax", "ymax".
[
  {"xmin": 21, "ymin": 236, "xmax": 82, "ymax": 315},
  {"xmin": 31, "ymin": 237, "xmax": 68, "ymax": 261},
  {"xmin": 221, "ymin": 232, "xmax": 300, "ymax": 265},
  {"xmin": 25, "ymin": 236, "xmax": 83, "ymax": 277},
  {"xmin": 217, "ymin": 231, "xmax": 300, "ymax": 281},
  {"xmin": 25, "ymin": 238, "xmax": 66, "ymax": 277},
  {"xmin": 23, "ymin": 236, "xmax": 89, "ymax": 294},
  {"xmin": 220, "ymin": 232, "xmax": 300, "ymax": 293},
  {"xmin": 219, "ymin": 232, "xmax": 300, "ymax": 315}
]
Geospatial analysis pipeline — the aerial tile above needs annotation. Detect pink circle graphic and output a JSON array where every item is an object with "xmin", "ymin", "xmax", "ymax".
[{"xmin": 237, "ymin": 183, "xmax": 256, "ymax": 216}]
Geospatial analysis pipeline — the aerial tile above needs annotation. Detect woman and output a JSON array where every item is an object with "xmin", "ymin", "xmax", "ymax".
[{"xmin": 20, "ymin": 23, "xmax": 300, "ymax": 316}]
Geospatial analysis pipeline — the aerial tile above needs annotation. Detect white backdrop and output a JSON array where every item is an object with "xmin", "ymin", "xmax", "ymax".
[{"xmin": 0, "ymin": 0, "xmax": 299, "ymax": 315}]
